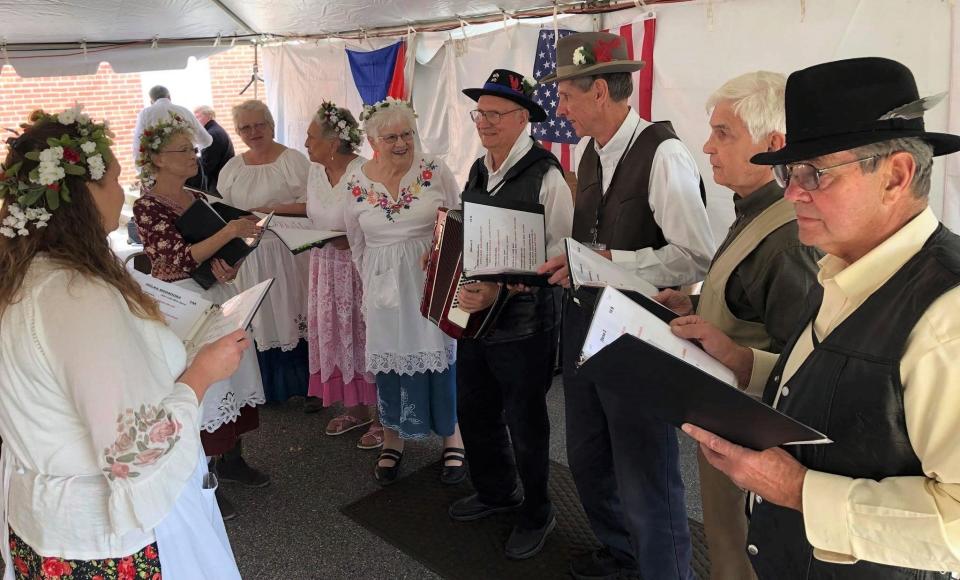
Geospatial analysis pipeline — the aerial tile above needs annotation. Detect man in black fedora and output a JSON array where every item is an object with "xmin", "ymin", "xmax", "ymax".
[
  {"xmin": 448, "ymin": 68, "xmax": 573, "ymax": 560},
  {"xmin": 675, "ymin": 57, "xmax": 960, "ymax": 578},
  {"xmin": 537, "ymin": 32, "xmax": 715, "ymax": 580}
]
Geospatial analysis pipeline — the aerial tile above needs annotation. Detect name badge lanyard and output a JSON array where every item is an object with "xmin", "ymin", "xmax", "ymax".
[{"xmin": 590, "ymin": 119, "xmax": 642, "ymax": 246}]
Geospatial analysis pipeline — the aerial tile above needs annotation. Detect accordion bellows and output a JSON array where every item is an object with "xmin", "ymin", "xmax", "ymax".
[{"xmin": 420, "ymin": 208, "xmax": 505, "ymax": 339}]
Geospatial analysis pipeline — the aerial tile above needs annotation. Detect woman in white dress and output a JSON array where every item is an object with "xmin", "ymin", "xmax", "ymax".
[
  {"xmin": 344, "ymin": 98, "xmax": 466, "ymax": 486},
  {"xmin": 304, "ymin": 102, "xmax": 382, "ymax": 449},
  {"xmin": 132, "ymin": 111, "xmax": 269, "ymax": 520},
  {"xmin": 0, "ymin": 106, "xmax": 244, "ymax": 579},
  {"xmin": 218, "ymin": 100, "xmax": 313, "ymax": 403}
]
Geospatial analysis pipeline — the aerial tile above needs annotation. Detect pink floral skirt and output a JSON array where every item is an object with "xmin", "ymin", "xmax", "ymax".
[{"xmin": 307, "ymin": 244, "xmax": 377, "ymax": 407}]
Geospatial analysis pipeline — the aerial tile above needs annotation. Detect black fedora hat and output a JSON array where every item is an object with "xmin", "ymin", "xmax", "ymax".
[
  {"xmin": 463, "ymin": 69, "xmax": 547, "ymax": 122},
  {"xmin": 752, "ymin": 57, "xmax": 960, "ymax": 166}
]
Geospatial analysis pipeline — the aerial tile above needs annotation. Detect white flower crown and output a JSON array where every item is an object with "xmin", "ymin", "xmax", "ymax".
[
  {"xmin": 0, "ymin": 104, "xmax": 112, "ymax": 238},
  {"xmin": 359, "ymin": 96, "xmax": 417, "ymax": 124},
  {"xmin": 319, "ymin": 101, "xmax": 363, "ymax": 148},
  {"xmin": 136, "ymin": 112, "xmax": 196, "ymax": 190}
]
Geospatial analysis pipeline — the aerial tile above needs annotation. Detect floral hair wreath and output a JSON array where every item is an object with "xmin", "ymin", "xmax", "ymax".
[
  {"xmin": 136, "ymin": 112, "xmax": 196, "ymax": 190},
  {"xmin": 0, "ymin": 104, "xmax": 113, "ymax": 239},
  {"xmin": 318, "ymin": 101, "xmax": 363, "ymax": 149},
  {"xmin": 359, "ymin": 96, "xmax": 418, "ymax": 124}
]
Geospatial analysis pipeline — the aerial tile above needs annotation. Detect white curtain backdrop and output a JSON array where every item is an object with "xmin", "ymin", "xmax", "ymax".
[
  {"xmin": 262, "ymin": 0, "xmax": 954, "ymax": 238},
  {"xmin": 603, "ymin": 0, "xmax": 952, "ymax": 240},
  {"xmin": 944, "ymin": 3, "xmax": 960, "ymax": 232}
]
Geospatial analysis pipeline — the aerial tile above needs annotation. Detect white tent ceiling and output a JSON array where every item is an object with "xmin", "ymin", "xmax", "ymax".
[
  {"xmin": 0, "ymin": 0, "xmax": 577, "ymax": 43},
  {"xmin": 0, "ymin": 0, "xmax": 624, "ymax": 76}
]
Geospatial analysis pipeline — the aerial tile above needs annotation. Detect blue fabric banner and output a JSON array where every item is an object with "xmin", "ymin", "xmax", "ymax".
[{"xmin": 346, "ymin": 42, "xmax": 401, "ymax": 106}]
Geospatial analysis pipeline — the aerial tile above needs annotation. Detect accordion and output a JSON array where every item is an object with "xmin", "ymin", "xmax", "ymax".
[{"xmin": 420, "ymin": 208, "xmax": 506, "ymax": 339}]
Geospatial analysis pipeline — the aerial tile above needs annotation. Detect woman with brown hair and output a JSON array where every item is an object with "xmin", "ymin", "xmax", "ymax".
[{"xmin": 0, "ymin": 106, "xmax": 244, "ymax": 578}]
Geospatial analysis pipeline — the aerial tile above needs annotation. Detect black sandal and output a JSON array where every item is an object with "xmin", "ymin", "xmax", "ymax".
[
  {"xmin": 374, "ymin": 448, "xmax": 404, "ymax": 486},
  {"xmin": 440, "ymin": 447, "xmax": 468, "ymax": 485}
]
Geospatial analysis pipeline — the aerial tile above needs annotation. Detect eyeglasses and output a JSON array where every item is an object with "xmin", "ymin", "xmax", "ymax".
[
  {"xmin": 378, "ymin": 130, "xmax": 416, "ymax": 145},
  {"xmin": 773, "ymin": 155, "xmax": 877, "ymax": 191},
  {"xmin": 469, "ymin": 108, "xmax": 523, "ymax": 124},
  {"xmin": 159, "ymin": 146, "xmax": 199, "ymax": 155},
  {"xmin": 237, "ymin": 122, "xmax": 269, "ymax": 134}
]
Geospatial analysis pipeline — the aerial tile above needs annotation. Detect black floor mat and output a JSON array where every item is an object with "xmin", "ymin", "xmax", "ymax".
[{"xmin": 341, "ymin": 460, "xmax": 710, "ymax": 580}]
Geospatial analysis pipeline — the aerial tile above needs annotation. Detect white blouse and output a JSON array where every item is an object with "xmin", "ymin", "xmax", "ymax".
[
  {"xmin": 0, "ymin": 258, "xmax": 202, "ymax": 559},
  {"xmin": 306, "ymin": 155, "xmax": 368, "ymax": 231},
  {"xmin": 217, "ymin": 147, "xmax": 311, "ymax": 210},
  {"xmin": 344, "ymin": 154, "xmax": 461, "ymax": 375}
]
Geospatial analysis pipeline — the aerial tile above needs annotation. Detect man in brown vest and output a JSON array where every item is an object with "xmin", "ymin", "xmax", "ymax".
[
  {"xmin": 655, "ymin": 71, "xmax": 821, "ymax": 580},
  {"xmin": 538, "ymin": 32, "xmax": 715, "ymax": 580},
  {"xmin": 674, "ymin": 57, "xmax": 960, "ymax": 579}
]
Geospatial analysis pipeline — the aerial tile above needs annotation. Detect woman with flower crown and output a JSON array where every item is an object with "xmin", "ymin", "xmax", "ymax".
[
  {"xmin": 303, "ymin": 102, "xmax": 383, "ymax": 449},
  {"xmin": 343, "ymin": 97, "xmax": 467, "ymax": 486},
  {"xmin": 217, "ymin": 100, "xmax": 314, "ymax": 405},
  {"xmin": 132, "ymin": 111, "xmax": 270, "ymax": 521},
  {"xmin": 0, "ymin": 106, "xmax": 243, "ymax": 578}
]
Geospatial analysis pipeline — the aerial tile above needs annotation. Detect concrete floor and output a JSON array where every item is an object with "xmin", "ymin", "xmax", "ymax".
[{"xmin": 224, "ymin": 377, "xmax": 703, "ymax": 579}]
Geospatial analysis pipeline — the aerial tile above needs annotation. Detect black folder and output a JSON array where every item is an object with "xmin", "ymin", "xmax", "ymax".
[
  {"xmin": 576, "ymin": 301, "xmax": 830, "ymax": 451},
  {"xmin": 175, "ymin": 200, "xmax": 264, "ymax": 290},
  {"xmin": 461, "ymin": 193, "xmax": 550, "ymax": 287}
]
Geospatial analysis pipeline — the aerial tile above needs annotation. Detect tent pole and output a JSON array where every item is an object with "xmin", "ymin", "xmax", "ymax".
[{"xmin": 208, "ymin": 0, "xmax": 260, "ymax": 35}]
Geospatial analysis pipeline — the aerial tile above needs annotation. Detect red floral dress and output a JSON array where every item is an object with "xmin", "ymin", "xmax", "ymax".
[
  {"xmin": 9, "ymin": 527, "xmax": 162, "ymax": 580},
  {"xmin": 131, "ymin": 192, "xmax": 202, "ymax": 282}
]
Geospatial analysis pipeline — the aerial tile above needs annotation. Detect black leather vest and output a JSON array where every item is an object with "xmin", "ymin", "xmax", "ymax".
[
  {"xmin": 747, "ymin": 224, "xmax": 960, "ymax": 580},
  {"xmin": 462, "ymin": 139, "xmax": 563, "ymax": 344}
]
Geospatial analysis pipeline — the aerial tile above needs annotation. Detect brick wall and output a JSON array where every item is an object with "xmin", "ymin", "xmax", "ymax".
[
  {"xmin": 0, "ymin": 63, "xmax": 143, "ymax": 186},
  {"xmin": 207, "ymin": 45, "xmax": 263, "ymax": 157},
  {"xmin": 0, "ymin": 45, "xmax": 263, "ymax": 189}
]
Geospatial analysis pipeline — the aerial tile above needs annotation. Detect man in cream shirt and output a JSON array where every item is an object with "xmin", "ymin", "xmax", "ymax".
[{"xmin": 675, "ymin": 57, "xmax": 960, "ymax": 578}]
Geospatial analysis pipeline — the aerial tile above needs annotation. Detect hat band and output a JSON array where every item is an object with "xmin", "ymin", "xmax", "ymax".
[
  {"xmin": 789, "ymin": 117, "xmax": 924, "ymax": 143},
  {"xmin": 481, "ymin": 82, "xmax": 527, "ymax": 100}
]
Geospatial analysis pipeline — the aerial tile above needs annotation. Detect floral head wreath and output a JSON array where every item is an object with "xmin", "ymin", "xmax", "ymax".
[
  {"xmin": 0, "ymin": 104, "xmax": 113, "ymax": 239},
  {"xmin": 136, "ymin": 112, "xmax": 195, "ymax": 190},
  {"xmin": 359, "ymin": 96, "xmax": 418, "ymax": 124},
  {"xmin": 318, "ymin": 101, "xmax": 363, "ymax": 149}
]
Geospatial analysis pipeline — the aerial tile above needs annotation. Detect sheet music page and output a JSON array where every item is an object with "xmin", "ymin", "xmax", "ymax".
[
  {"xmin": 270, "ymin": 227, "xmax": 345, "ymax": 252},
  {"xmin": 253, "ymin": 212, "xmax": 314, "ymax": 230},
  {"xmin": 566, "ymin": 238, "xmax": 658, "ymax": 297},
  {"xmin": 130, "ymin": 271, "xmax": 212, "ymax": 341},
  {"xmin": 581, "ymin": 287, "xmax": 737, "ymax": 386},
  {"xmin": 463, "ymin": 201, "xmax": 545, "ymax": 276},
  {"xmin": 244, "ymin": 212, "xmax": 274, "ymax": 246},
  {"xmin": 193, "ymin": 278, "xmax": 273, "ymax": 348}
]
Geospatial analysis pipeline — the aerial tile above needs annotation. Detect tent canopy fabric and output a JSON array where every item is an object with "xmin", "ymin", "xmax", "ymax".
[{"xmin": 0, "ymin": 0, "xmax": 579, "ymax": 77}]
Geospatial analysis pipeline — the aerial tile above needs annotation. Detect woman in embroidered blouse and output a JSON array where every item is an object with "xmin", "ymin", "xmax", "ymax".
[
  {"xmin": 304, "ymin": 103, "xmax": 382, "ymax": 449},
  {"xmin": 344, "ymin": 98, "xmax": 466, "ymax": 485},
  {"xmin": 217, "ymin": 100, "xmax": 313, "ymax": 404},
  {"xmin": 0, "ymin": 108, "xmax": 246, "ymax": 578},
  {"xmin": 133, "ymin": 116, "xmax": 269, "ymax": 521}
]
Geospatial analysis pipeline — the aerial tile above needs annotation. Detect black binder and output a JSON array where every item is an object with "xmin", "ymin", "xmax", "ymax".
[
  {"xmin": 174, "ymin": 200, "xmax": 265, "ymax": 290},
  {"xmin": 576, "ymin": 294, "xmax": 830, "ymax": 451}
]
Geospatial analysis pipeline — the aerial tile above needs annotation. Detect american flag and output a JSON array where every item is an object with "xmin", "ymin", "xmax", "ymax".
[
  {"xmin": 531, "ymin": 16, "xmax": 658, "ymax": 172},
  {"xmin": 531, "ymin": 29, "xmax": 581, "ymax": 171}
]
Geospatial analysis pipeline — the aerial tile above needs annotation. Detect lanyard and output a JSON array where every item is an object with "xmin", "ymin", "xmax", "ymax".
[{"xmin": 591, "ymin": 118, "xmax": 642, "ymax": 245}]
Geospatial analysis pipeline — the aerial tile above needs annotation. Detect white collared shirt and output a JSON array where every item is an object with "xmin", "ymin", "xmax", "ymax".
[
  {"xmin": 479, "ymin": 131, "xmax": 574, "ymax": 257},
  {"xmin": 574, "ymin": 108, "xmax": 716, "ymax": 287}
]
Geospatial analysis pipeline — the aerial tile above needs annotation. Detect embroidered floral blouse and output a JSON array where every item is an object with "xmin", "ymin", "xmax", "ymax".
[
  {"xmin": 0, "ymin": 258, "xmax": 202, "ymax": 559},
  {"xmin": 132, "ymin": 192, "xmax": 202, "ymax": 282}
]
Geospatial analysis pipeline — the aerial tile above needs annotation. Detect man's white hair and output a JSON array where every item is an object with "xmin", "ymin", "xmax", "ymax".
[{"xmin": 706, "ymin": 71, "xmax": 787, "ymax": 143}]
